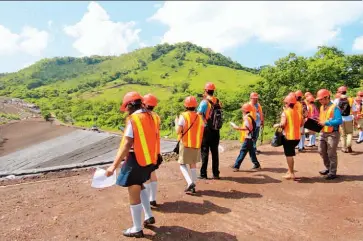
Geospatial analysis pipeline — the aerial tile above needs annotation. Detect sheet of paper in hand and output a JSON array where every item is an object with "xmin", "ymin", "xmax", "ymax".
[
  {"xmin": 91, "ymin": 167, "xmax": 116, "ymax": 189},
  {"xmin": 230, "ymin": 122, "xmax": 238, "ymax": 128}
]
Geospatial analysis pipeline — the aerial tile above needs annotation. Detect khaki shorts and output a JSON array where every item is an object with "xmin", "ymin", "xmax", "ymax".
[{"xmin": 178, "ymin": 143, "xmax": 201, "ymax": 165}]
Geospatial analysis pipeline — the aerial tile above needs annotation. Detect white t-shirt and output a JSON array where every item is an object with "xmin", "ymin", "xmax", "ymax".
[
  {"xmin": 243, "ymin": 115, "xmax": 252, "ymax": 138},
  {"xmin": 123, "ymin": 109, "xmax": 145, "ymax": 138}
]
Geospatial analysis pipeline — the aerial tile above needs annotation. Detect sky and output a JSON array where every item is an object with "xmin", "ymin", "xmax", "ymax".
[{"xmin": 1, "ymin": 1, "xmax": 363, "ymax": 73}]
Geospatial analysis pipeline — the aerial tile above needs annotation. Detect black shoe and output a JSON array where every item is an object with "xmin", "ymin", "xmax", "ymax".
[
  {"xmin": 347, "ymin": 147, "xmax": 353, "ymax": 153},
  {"xmin": 123, "ymin": 229, "xmax": 144, "ymax": 238},
  {"xmin": 251, "ymin": 165, "xmax": 261, "ymax": 171},
  {"xmin": 198, "ymin": 175, "xmax": 208, "ymax": 180},
  {"xmin": 298, "ymin": 149, "xmax": 304, "ymax": 152},
  {"xmin": 150, "ymin": 201, "xmax": 157, "ymax": 207},
  {"xmin": 256, "ymin": 150, "xmax": 262, "ymax": 155},
  {"xmin": 212, "ymin": 176, "xmax": 221, "ymax": 180},
  {"xmin": 185, "ymin": 183, "xmax": 196, "ymax": 192},
  {"xmin": 143, "ymin": 217, "xmax": 155, "ymax": 226},
  {"xmin": 325, "ymin": 174, "xmax": 337, "ymax": 180},
  {"xmin": 319, "ymin": 170, "xmax": 329, "ymax": 175},
  {"xmin": 191, "ymin": 187, "xmax": 196, "ymax": 194},
  {"xmin": 356, "ymin": 140, "xmax": 363, "ymax": 144}
]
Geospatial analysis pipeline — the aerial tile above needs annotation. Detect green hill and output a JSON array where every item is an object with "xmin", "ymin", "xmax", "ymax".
[{"xmin": 0, "ymin": 42, "xmax": 261, "ymax": 139}]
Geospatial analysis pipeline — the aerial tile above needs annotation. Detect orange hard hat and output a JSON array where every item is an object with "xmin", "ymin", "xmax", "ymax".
[
  {"xmin": 288, "ymin": 92, "xmax": 296, "ymax": 99},
  {"xmin": 306, "ymin": 95, "xmax": 315, "ymax": 103},
  {"xmin": 316, "ymin": 89, "xmax": 330, "ymax": 100},
  {"xmin": 284, "ymin": 95, "xmax": 297, "ymax": 105},
  {"xmin": 338, "ymin": 86, "xmax": 347, "ymax": 92},
  {"xmin": 295, "ymin": 90, "xmax": 303, "ymax": 97},
  {"xmin": 184, "ymin": 96, "xmax": 198, "ymax": 108},
  {"xmin": 143, "ymin": 94, "xmax": 158, "ymax": 107},
  {"xmin": 204, "ymin": 82, "xmax": 216, "ymax": 91},
  {"xmin": 250, "ymin": 92, "xmax": 259, "ymax": 99},
  {"xmin": 304, "ymin": 92, "xmax": 312, "ymax": 98},
  {"xmin": 335, "ymin": 93, "xmax": 341, "ymax": 99},
  {"xmin": 241, "ymin": 103, "xmax": 254, "ymax": 113},
  {"xmin": 357, "ymin": 91, "xmax": 363, "ymax": 97},
  {"xmin": 120, "ymin": 91, "xmax": 143, "ymax": 112}
]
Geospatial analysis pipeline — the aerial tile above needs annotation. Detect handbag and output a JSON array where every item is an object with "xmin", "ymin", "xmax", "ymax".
[
  {"xmin": 271, "ymin": 127, "xmax": 283, "ymax": 147},
  {"xmin": 173, "ymin": 115, "xmax": 199, "ymax": 154}
]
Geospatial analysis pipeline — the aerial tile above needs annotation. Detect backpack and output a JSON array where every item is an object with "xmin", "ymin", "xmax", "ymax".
[
  {"xmin": 206, "ymin": 98, "xmax": 223, "ymax": 130},
  {"xmin": 338, "ymin": 99, "xmax": 351, "ymax": 116},
  {"xmin": 247, "ymin": 115, "xmax": 257, "ymax": 140}
]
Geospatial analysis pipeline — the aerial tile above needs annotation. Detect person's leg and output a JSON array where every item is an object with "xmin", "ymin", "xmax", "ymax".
[
  {"xmin": 311, "ymin": 133, "xmax": 316, "ymax": 146},
  {"xmin": 298, "ymin": 127, "xmax": 305, "ymax": 150},
  {"xmin": 340, "ymin": 122, "xmax": 347, "ymax": 152},
  {"xmin": 210, "ymin": 130, "xmax": 220, "ymax": 178},
  {"xmin": 283, "ymin": 156, "xmax": 295, "ymax": 180},
  {"xmin": 124, "ymin": 185, "xmax": 144, "ymax": 237},
  {"xmin": 199, "ymin": 129, "xmax": 209, "ymax": 178},
  {"xmin": 358, "ymin": 120, "xmax": 363, "ymax": 143},
  {"xmin": 190, "ymin": 163, "xmax": 197, "ymax": 183},
  {"xmin": 346, "ymin": 120, "xmax": 353, "ymax": 152},
  {"xmin": 319, "ymin": 133, "xmax": 330, "ymax": 173},
  {"xmin": 233, "ymin": 141, "xmax": 248, "ymax": 170},
  {"xmin": 327, "ymin": 132, "xmax": 340, "ymax": 177},
  {"xmin": 248, "ymin": 139, "xmax": 260, "ymax": 169},
  {"xmin": 253, "ymin": 126, "xmax": 260, "ymax": 152},
  {"xmin": 140, "ymin": 185, "xmax": 154, "ymax": 225},
  {"xmin": 149, "ymin": 171, "xmax": 158, "ymax": 204}
]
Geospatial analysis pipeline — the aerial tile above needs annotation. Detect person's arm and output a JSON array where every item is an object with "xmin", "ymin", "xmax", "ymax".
[
  {"xmin": 197, "ymin": 100, "xmax": 208, "ymax": 123},
  {"xmin": 175, "ymin": 115, "xmax": 184, "ymax": 134},
  {"xmin": 324, "ymin": 107, "xmax": 343, "ymax": 126},
  {"xmin": 273, "ymin": 112, "xmax": 286, "ymax": 128},
  {"xmin": 234, "ymin": 116, "xmax": 249, "ymax": 131},
  {"xmin": 259, "ymin": 105, "xmax": 264, "ymax": 126}
]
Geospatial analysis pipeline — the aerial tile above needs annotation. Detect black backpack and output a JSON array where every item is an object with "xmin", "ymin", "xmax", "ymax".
[
  {"xmin": 206, "ymin": 98, "xmax": 223, "ymax": 130},
  {"xmin": 338, "ymin": 99, "xmax": 351, "ymax": 116},
  {"xmin": 247, "ymin": 115, "xmax": 257, "ymax": 140}
]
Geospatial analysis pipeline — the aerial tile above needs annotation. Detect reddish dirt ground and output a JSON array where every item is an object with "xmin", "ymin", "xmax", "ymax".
[
  {"xmin": 0, "ymin": 118, "xmax": 75, "ymax": 156},
  {"xmin": 1, "ymin": 142, "xmax": 362, "ymax": 241}
]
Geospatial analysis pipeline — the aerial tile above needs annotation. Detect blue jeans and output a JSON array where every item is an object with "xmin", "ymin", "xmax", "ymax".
[
  {"xmin": 233, "ymin": 139, "xmax": 260, "ymax": 169},
  {"xmin": 253, "ymin": 126, "xmax": 260, "ymax": 151},
  {"xmin": 298, "ymin": 127, "xmax": 305, "ymax": 150}
]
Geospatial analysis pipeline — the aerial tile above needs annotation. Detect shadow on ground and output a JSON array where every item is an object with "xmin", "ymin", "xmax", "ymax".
[
  {"xmin": 156, "ymin": 200, "xmax": 231, "ymax": 215},
  {"xmin": 145, "ymin": 225, "xmax": 238, "ymax": 241},
  {"xmin": 297, "ymin": 174, "xmax": 363, "ymax": 184},
  {"xmin": 223, "ymin": 174, "xmax": 282, "ymax": 184},
  {"xmin": 197, "ymin": 189, "xmax": 262, "ymax": 199}
]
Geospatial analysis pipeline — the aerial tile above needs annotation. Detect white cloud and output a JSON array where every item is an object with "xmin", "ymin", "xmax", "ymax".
[
  {"xmin": 149, "ymin": 2, "xmax": 363, "ymax": 52},
  {"xmin": 0, "ymin": 25, "xmax": 49, "ymax": 57},
  {"xmin": 64, "ymin": 1, "xmax": 142, "ymax": 56},
  {"xmin": 353, "ymin": 36, "xmax": 363, "ymax": 52}
]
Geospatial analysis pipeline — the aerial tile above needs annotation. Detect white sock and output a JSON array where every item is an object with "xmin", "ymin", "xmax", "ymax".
[
  {"xmin": 143, "ymin": 183, "xmax": 151, "ymax": 197},
  {"xmin": 359, "ymin": 131, "xmax": 363, "ymax": 141},
  {"xmin": 150, "ymin": 181, "xmax": 157, "ymax": 202},
  {"xmin": 180, "ymin": 165, "xmax": 192, "ymax": 185},
  {"xmin": 190, "ymin": 168, "xmax": 197, "ymax": 183},
  {"xmin": 130, "ymin": 203, "xmax": 142, "ymax": 232},
  {"xmin": 140, "ymin": 189, "xmax": 153, "ymax": 220}
]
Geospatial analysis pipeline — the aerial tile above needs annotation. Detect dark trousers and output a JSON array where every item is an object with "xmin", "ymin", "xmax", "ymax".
[
  {"xmin": 233, "ymin": 139, "xmax": 260, "ymax": 169},
  {"xmin": 200, "ymin": 127, "xmax": 220, "ymax": 178}
]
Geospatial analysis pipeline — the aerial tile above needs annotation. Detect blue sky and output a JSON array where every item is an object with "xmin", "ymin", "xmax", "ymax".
[{"xmin": 0, "ymin": 1, "xmax": 363, "ymax": 73}]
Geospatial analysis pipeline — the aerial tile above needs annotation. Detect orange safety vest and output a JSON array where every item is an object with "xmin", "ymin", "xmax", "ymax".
[
  {"xmin": 240, "ymin": 115, "xmax": 254, "ymax": 142},
  {"xmin": 307, "ymin": 103, "xmax": 314, "ymax": 118},
  {"xmin": 249, "ymin": 102, "xmax": 263, "ymax": 121},
  {"xmin": 319, "ymin": 103, "xmax": 336, "ymax": 133},
  {"xmin": 294, "ymin": 101, "xmax": 303, "ymax": 115},
  {"xmin": 178, "ymin": 111, "xmax": 204, "ymax": 148},
  {"xmin": 151, "ymin": 112, "xmax": 161, "ymax": 154},
  {"xmin": 348, "ymin": 97, "xmax": 354, "ymax": 115},
  {"xmin": 284, "ymin": 108, "xmax": 302, "ymax": 140}
]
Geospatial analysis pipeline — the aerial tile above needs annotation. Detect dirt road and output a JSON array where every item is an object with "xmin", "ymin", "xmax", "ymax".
[{"xmin": 1, "ymin": 143, "xmax": 362, "ymax": 241}]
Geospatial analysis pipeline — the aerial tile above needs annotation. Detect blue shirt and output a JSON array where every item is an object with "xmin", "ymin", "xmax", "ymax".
[
  {"xmin": 254, "ymin": 103, "xmax": 261, "ymax": 127},
  {"xmin": 197, "ymin": 100, "xmax": 208, "ymax": 126},
  {"xmin": 324, "ymin": 103, "xmax": 343, "ymax": 131}
]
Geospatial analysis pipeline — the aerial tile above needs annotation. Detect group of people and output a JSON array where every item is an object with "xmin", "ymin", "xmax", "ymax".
[{"xmin": 104, "ymin": 82, "xmax": 363, "ymax": 238}]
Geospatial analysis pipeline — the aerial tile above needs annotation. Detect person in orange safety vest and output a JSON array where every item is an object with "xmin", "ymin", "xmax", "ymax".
[
  {"xmin": 175, "ymin": 96, "xmax": 205, "ymax": 194},
  {"xmin": 105, "ymin": 91, "xmax": 158, "ymax": 238},
  {"xmin": 354, "ymin": 91, "xmax": 363, "ymax": 144},
  {"xmin": 273, "ymin": 95, "xmax": 303, "ymax": 180},
  {"xmin": 305, "ymin": 95, "xmax": 319, "ymax": 147},
  {"xmin": 295, "ymin": 90, "xmax": 308, "ymax": 152},
  {"xmin": 142, "ymin": 94, "xmax": 162, "ymax": 208},
  {"xmin": 249, "ymin": 92, "xmax": 264, "ymax": 154}
]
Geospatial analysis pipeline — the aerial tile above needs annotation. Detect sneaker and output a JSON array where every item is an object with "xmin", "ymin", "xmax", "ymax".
[
  {"xmin": 143, "ymin": 217, "xmax": 155, "ymax": 226},
  {"xmin": 230, "ymin": 165, "xmax": 239, "ymax": 172},
  {"xmin": 184, "ymin": 183, "xmax": 196, "ymax": 193},
  {"xmin": 251, "ymin": 165, "xmax": 261, "ymax": 171},
  {"xmin": 191, "ymin": 187, "xmax": 196, "ymax": 194},
  {"xmin": 149, "ymin": 201, "xmax": 157, "ymax": 207},
  {"xmin": 198, "ymin": 175, "xmax": 208, "ymax": 180},
  {"xmin": 319, "ymin": 169, "xmax": 329, "ymax": 175},
  {"xmin": 347, "ymin": 147, "xmax": 353, "ymax": 153},
  {"xmin": 325, "ymin": 174, "xmax": 337, "ymax": 180},
  {"xmin": 356, "ymin": 140, "xmax": 363, "ymax": 144},
  {"xmin": 123, "ymin": 229, "xmax": 144, "ymax": 238},
  {"xmin": 212, "ymin": 176, "xmax": 221, "ymax": 180}
]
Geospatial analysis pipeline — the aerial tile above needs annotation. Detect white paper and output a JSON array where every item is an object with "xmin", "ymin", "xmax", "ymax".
[
  {"xmin": 91, "ymin": 167, "xmax": 116, "ymax": 189},
  {"xmin": 230, "ymin": 122, "xmax": 238, "ymax": 128},
  {"xmin": 218, "ymin": 145, "xmax": 225, "ymax": 153}
]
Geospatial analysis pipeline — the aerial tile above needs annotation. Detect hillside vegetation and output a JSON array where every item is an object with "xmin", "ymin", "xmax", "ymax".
[{"xmin": 0, "ymin": 43, "xmax": 362, "ymax": 140}]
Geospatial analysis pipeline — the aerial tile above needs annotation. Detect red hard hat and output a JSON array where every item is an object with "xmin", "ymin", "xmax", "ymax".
[
  {"xmin": 288, "ymin": 92, "xmax": 296, "ymax": 99},
  {"xmin": 284, "ymin": 95, "xmax": 297, "ymax": 105},
  {"xmin": 338, "ymin": 86, "xmax": 347, "ymax": 93},
  {"xmin": 306, "ymin": 95, "xmax": 315, "ymax": 103},
  {"xmin": 304, "ymin": 92, "xmax": 312, "ymax": 98},
  {"xmin": 143, "ymin": 94, "xmax": 158, "ymax": 107},
  {"xmin": 295, "ymin": 90, "xmax": 303, "ymax": 97},
  {"xmin": 316, "ymin": 89, "xmax": 330, "ymax": 100},
  {"xmin": 241, "ymin": 103, "xmax": 254, "ymax": 113},
  {"xmin": 120, "ymin": 91, "xmax": 143, "ymax": 112},
  {"xmin": 204, "ymin": 82, "xmax": 216, "ymax": 91},
  {"xmin": 184, "ymin": 96, "xmax": 198, "ymax": 108},
  {"xmin": 250, "ymin": 92, "xmax": 259, "ymax": 99},
  {"xmin": 357, "ymin": 91, "xmax": 363, "ymax": 97}
]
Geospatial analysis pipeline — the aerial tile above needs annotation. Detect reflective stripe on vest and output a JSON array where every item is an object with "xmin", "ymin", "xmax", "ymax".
[
  {"xmin": 130, "ymin": 113, "xmax": 157, "ymax": 166},
  {"xmin": 179, "ymin": 111, "xmax": 204, "ymax": 148},
  {"xmin": 295, "ymin": 102, "xmax": 302, "ymax": 115},
  {"xmin": 284, "ymin": 108, "xmax": 301, "ymax": 140},
  {"xmin": 320, "ymin": 104, "xmax": 336, "ymax": 133},
  {"xmin": 240, "ymin": 115, "xmax": 253, "ymax": 143},
  {"xmin": 151, "ymin": 112, "xmax": 161, "ymax": 154},
  {"xmin": 348, "ymin": 97, "xmax": 353, "ymax": 115}
]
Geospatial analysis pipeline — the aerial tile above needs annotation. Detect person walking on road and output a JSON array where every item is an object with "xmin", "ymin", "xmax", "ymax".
[
  {"xmin": 105, "ymin": 92, "xmax": 158, "ymax": 238},
  {"xmin": 143, "ymin": 94, "xmax": 162, "ymax": 207},
  {"xmin": 295, "ymin": 90, "xmax": 308, "ymax": 152},
  {"xmin": 273, "ymin": 95, "xmax": 303, "ymax": 180},
  {"xmin": 197, "ymin": 82, "xmax": 223, "ymax": 180},
  {"xmin": 305, "ymin": 95, "xmax": 319, "ymax": 147},
  {"xmin": 175, "ymin": 96, "xmax": 205, "ymax": 193},
  {"xmin": 337, "ymin": 94, "xmax": 356, "ymax": 153},
  {"xmin": 249, "ymin": 92, "xmax": 264, "ymax": 154},
  {"xmin": 316, "ymin": 89, "xmax": 343, "ymax": 180},
  {"xmin": 354, "ymin": 92, "xmax": 363, "ymax": 144},
  {"xmin": 231, "ymin": 103, "xmax": 261, "ymax": 171}
]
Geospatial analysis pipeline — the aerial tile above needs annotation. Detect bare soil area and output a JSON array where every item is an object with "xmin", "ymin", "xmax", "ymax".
[
  {"xmin": 0, "ymin": 118, "xmax": 75, "ymax": 156},
  {"xmin": 1, "ymin": 143, "xmax": 362, "ymax": 241}
]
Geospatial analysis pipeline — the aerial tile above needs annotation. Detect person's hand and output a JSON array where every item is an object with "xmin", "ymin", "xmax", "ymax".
[
  {"xmin": 233, "ymin": 126, "xmax": 241, "ymax": 131},
  {"xmin": 318, "ymin": 121, "xmax": 325, "ymax": 127},
  {"xmin": 105, "ymin": 165, "xmax": 116, "ymax": 177},
  {"xmin": 273, "ymin": 124, "xmax": 280, "ymax": 128},
  {"xmin": 261, "ymin": 121, "xmax": 264, "ymax": 127}
]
